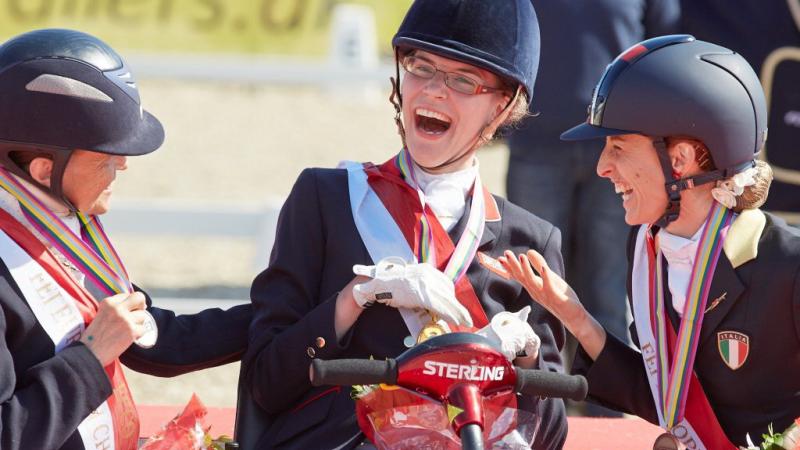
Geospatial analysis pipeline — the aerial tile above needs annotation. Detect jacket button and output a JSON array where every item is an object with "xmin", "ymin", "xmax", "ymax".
[
  {"xmin": 306, "ymin": 347, "xmax": 316, "ymax": 358},
  {"xmin": 315, "ymin": 337, "xmax": 326, "ymax": 348}
]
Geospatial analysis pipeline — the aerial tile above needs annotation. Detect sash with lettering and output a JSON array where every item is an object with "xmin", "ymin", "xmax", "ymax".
[
  {"xmin": 631, "ymin": 203, "xmax": 737, "ymax": 449},
  {"xmin": 0, "ymin": 208, "xmax": 139, "ymax": 450},
  {"xmin": 343, "ymin": 149, "xmax": 490, "ymax": 334}
]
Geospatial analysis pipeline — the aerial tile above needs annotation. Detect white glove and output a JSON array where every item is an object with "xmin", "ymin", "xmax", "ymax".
[
  {"xmin": 476, "ymin": 306, "xmax": 540, "ymax": 361},
  {"xmin": 352, "ymin": 257, "xmax": 473, "ymax": 327}
]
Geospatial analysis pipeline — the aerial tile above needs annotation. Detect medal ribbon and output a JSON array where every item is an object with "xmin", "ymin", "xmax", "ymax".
[
  {"xmin": 395, "ymin": 149, "xmax": 486, "ymax": 282},
  {"xmin": 646, "ymin": 202, "xmax": 733, "ymax": 429},
  {"xmin": 0, "ymin": 168, "xmax": 131, "ymax": 297}
]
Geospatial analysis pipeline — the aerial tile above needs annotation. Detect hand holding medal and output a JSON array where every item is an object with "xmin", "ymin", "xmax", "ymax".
[{"xmin": 80, "ymin": 292, "xmax": 157, "ymax": 366}]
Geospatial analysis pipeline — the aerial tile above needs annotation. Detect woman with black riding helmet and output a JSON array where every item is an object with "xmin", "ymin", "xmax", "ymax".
[
  {"xmin": 0, "ymin": 29, "xmax": 251, "ymax": 450},
  {"xmin": 242, "ymin": 0, "xmax": 568, "ymax": 448},
  {"xmin": 499, "ymin": 35, "xmax": 800, "ymax": 449}
]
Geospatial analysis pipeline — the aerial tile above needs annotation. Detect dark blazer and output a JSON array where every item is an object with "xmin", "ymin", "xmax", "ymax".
[
  {"xmin": 573, "ymin": 210, "xmax": 800, "ymax": 447},
  {"xmin": 0, "ymin": 257, "xmax": 251, "ymax": 450},
  {"xmin": 242, "ymin": 167, "xmax": 568, "ymax": 450}
]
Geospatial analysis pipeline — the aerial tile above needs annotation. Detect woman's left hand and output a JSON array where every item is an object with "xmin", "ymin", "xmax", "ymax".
[
  {"xmin": 498, "ymin": 249, "xmax": 583, "ymax": 326},
  {"xmin": 498, "ymin": 249, "xmax": 607, "ymax": 360}
]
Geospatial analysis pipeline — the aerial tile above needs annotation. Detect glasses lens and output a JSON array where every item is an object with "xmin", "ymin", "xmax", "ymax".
[
  {"xmin": 404, "ymin": 57, "xmax": 436, "ymax": 79},
  {"xmin": 446, "ymin": 74, "xmax": 479, "ymax": 95}
]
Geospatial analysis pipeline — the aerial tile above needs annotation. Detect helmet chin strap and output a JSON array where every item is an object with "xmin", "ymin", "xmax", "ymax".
[
  {"xmin": 389, "ymin": 61, "xmax": 521, "ymax": 173},
  {"xmin": 653, "ymin": 138, "xmax": 754, "ymax": 228},
  {"xmin": 48, "ymin": 153, "xmax": 78, "ymax": 213},
  {"xmin": 653, "ymin": 138, "xmax": 682, "ymax": 228}
]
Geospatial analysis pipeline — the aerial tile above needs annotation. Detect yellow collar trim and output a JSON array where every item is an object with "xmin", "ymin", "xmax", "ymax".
[{"xmin": 723, "ymin": 209, "xmax": 766, "ymax": 268}]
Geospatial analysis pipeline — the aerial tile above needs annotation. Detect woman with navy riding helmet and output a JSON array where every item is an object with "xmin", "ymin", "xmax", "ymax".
[
  {"xmin": 242, "ymin": 0, "xmax": 569, "ymax": 448},
  {"xmin": 500, "ymin": 35, "xmax": 800, "ymax": 449}
]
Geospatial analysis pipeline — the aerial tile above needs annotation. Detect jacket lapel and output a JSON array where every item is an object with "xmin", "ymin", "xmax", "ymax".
[
  {"xmin": 698, "ymin": 252, "xmax": 745, "ymax": 347},
  {"xmin": 698, "ymin": 209, "xmax": 765, "ymax": 346}
]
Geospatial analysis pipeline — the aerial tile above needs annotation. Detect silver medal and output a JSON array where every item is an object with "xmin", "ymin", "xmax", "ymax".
[{"xmin": 134, "ymin": 310, "xmax": 158, "ymax": 348}]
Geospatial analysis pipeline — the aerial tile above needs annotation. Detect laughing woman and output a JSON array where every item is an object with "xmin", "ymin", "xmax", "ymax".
[
  {"xmin": 241, "ymin": 0, "xmax": 569, "ymax": 449},
  {"xmin": 499, "ymin": 35, "xmax": 800, "ymax": 449}
]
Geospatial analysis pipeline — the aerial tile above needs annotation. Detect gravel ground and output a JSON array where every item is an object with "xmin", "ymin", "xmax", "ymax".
[{"xmin": 117, "ymin": 78, "xmax": 512, "ymax": 408}]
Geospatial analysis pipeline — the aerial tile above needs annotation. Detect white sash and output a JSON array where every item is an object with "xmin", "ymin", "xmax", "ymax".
[
  {"xmin": 342, "ymin": 161, "xmax": 430, "ymax": 338},
  {"xmin": 0, "ymin": 230, "xmax": 116, "ymax": 450},
  {"xmin": 631, "ymin": 226, "xmax": 706, "ymax": 449}
]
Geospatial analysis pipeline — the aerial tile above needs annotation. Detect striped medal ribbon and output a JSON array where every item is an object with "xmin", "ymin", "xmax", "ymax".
[
  {"xmin": 647, "ymin": 202, "xmax": 733, "ymax": 429},
  {"xmin": 395, "ymin": 148, "xmax": 485, "ymax": 281},
  {"xmin": 0, "ymin": 168, "xmax": 157, "ymax": 347}
]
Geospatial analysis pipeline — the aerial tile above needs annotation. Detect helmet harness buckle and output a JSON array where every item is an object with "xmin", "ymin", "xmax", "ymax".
[{"xmin": 654, "ymin": 137, "xmax": 757, "ymax": 227}]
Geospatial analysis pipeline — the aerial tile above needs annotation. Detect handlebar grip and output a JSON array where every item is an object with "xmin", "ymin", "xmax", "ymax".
[
  {"xmin": 310, "ymin": 358, "xmax": 398, "ymax": 387},
  {"xmin": 514, "ymin": 369, "xmax": 588, "ymax": 401}
]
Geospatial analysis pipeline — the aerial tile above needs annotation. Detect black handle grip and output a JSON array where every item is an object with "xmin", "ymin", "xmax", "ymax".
[
  {"xmin": 514, "ymin": 369, "xmax": 588, "ymax": 401},
  {"xmin": 310, "ymin": 358, "xmax": 398, "ymax": 387}
]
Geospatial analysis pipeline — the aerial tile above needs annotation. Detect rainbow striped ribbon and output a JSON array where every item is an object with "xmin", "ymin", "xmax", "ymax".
[
  {"xmin": 0, "ymin": 168, "xmax": 131, "ymax": 297},
  {"xmin": 395, "ymin": 149, "xmax": 485, "ymax": 282},
  {"xmin": 650, "ymin": 202, "xmax": 732, "ymax": 429}
]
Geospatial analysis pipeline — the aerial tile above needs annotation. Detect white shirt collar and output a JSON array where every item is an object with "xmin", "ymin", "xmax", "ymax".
[
  {"xmin": 412, "ymin": 158, "xmax": 479, "ymax": 232},
  {"xmin": 658, "ymin": 224, "xmax": 704, "ymax": 317},
  {"xmin": 659, "ymin": 225, "xmax": 704, "ymax": 267}
]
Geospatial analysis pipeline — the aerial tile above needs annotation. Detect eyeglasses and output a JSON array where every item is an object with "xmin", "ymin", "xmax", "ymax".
[{"xmin": 401, "ymin": 56, "xmax": 503, "ymax": 95}]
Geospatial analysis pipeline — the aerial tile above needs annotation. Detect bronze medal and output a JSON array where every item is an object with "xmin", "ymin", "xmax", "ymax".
[{"xmin": 653, "ymin": 433, "xmax": 681, "ymax": 450}]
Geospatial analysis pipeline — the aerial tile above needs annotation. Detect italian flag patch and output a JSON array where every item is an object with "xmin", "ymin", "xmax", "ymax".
[{"xmin": 717, "ymin": 331, "xmax": 749, "ymax": 370}]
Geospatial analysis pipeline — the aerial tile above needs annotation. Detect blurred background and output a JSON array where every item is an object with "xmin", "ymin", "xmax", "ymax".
[{"xmin": 1, "ymin": 0, "xmax": 797, "ymax": 416}]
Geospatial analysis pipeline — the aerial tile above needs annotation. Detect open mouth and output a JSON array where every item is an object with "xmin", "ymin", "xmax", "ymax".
[
  {"xmin": 614, "ymin": 183, "xmax": 633, "ymax": 202},
  {"xmin": 415, "ymin": 108, "xmax": 452, "ymax": 135}
]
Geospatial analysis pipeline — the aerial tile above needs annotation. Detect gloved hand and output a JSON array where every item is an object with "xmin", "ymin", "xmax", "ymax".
[
  {"xmin": 352, "ymin": 257, "xmax": 473, "ymax": 327},
  {"xmin": 476, "ymin": 306, "xmax": 540, "ymax": 361}
]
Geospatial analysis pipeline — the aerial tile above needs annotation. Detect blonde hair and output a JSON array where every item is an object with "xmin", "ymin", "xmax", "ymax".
[
  {"xmin": 734, "ymin": 159, "xmax": 772, "ymax": 212},
  {"xmin": 502, "ymin": 91, "xmax": 530, "ymax": 127}
]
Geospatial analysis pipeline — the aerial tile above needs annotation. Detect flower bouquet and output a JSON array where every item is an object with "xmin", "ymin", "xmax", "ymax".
[
  {"xmin": 742, "ymin": 418, "xmax": 800, "ymax": 450},
  {"xmin": 139, "ymin": 394, "xmax": 234, "ymax": 450}
]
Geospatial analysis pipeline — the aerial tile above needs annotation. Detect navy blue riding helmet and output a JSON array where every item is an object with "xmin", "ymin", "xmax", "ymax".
[
  {"xmin": 0, "ymin": 28, "xmax": 164, "ymax": 208},
  {"xmin": 392, "ymin": 0, "xmax": 541, "ymax": 100},
  {"xmin": 388, "ymin": 0, "xmax": 541, "ymax": 172},
  {"xmin": 562, "ymin": 35, "xmax": 768, "ymax": 226}
]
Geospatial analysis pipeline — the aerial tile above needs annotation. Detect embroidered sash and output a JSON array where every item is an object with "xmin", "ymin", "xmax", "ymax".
[
  {"xmin": 0, "ymin": 168, "xmax": 131, "ymax": 296},
  {"xmin": 0, "ymin": 209, "xmax": 139, "ymax": 450},
  {"xmin": 631, "ymin": 206, "xmax": 737, "ymax": 450}
]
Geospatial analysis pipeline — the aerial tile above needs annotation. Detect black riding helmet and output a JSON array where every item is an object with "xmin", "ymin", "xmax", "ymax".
[
  {"xmin": 0, "ymin": 28, "xmax": 164, "ymax": 209},
  {"xmin": 562, "ymin": 35, "xmax": 768, "ymax": 226}
]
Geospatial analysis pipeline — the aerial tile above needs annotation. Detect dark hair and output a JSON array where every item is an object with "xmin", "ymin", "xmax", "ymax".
[{"xmin": 8, "ymin": 150, "xmax": 52, "ymax": 174}]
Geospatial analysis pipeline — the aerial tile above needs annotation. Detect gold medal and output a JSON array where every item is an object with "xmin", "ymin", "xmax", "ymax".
[
  {"xmin": 653, "ymin": 433, "xmax": 682, "ymax": 450},
  {"xmin": 416, "ymin": 313, "xmax": 448, "ymax": 344}
]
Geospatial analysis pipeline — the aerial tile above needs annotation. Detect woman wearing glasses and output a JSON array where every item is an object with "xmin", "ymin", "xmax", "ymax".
[
  {"xmin": 241, "ymin": 0, "xmax": 568, "ymax": 448},
  {"xmin": 500, "ymin": 35, "xmax": 800, "ymax": 449}
]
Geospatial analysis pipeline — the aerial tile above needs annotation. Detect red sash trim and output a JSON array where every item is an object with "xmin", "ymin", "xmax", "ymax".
[
  {"xmin": 364, "ymin": 160, "xmax": 489, "ymax": 328},
  {"xmin": 0, "ymin": 209, "xmax": 140, "ymax": 450}
]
